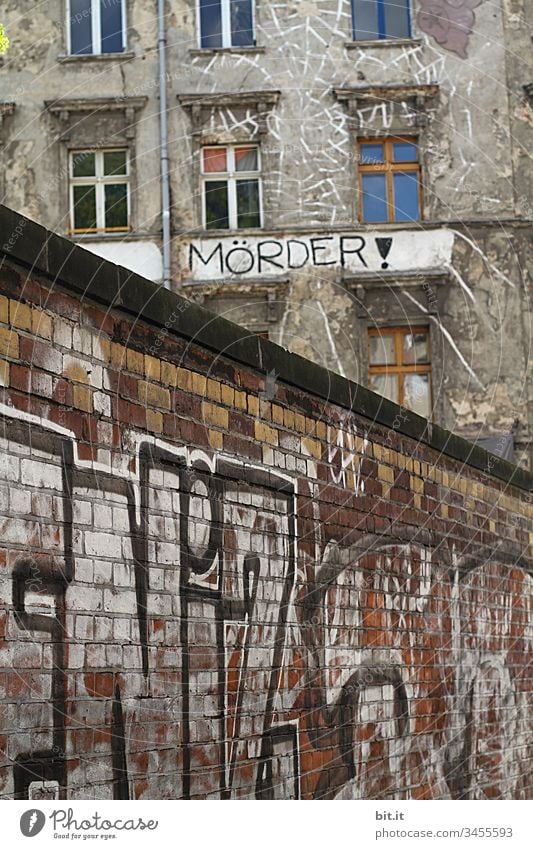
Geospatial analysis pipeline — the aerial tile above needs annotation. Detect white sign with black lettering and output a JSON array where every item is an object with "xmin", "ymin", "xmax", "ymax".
[{"xmin": 181, "ymin": 229, "xmax": 454, "ymax": 280}]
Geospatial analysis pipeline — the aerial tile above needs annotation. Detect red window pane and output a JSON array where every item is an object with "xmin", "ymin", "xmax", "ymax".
[
  {"xmin": 203, "ymin": 147, "xmax": 227, "ymax": 173},
  {"xmin": 235, "ymin": 146, "xmax": 258, "ymax": 171}
]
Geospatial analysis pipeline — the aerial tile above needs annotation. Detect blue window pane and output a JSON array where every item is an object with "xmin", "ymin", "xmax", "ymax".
[
  {"xmin": 393, "ymin": 141, "xmax": 418, "ymax": 162},
  {"xmin": 360, "ymin": 143, "xmax": 384, "ymax": 164},
  {"xmin": 351, "ymin": 0, "xmax": 379, "ymax": 39},
  {"xmin": 384, "ymin": 0, "xmax": 411, "ymax": 38},
  {"xmin": 231, "ymin": 0, "xmax": 254, "ymax": 46},
  {"xmin": 70, "ymin": 0, "xmax": 93, "ymax": 54},
  {"xmin": 361, "ymin": 174, "xmax": 388, "ymax": 222},
  {"xmin": 393, "ymin": 173, "xmax": 420, "ymax": 221},
  {"xmin": 101, "ymin": 0, "xmax": 124, "ymax": 53},
  {"xmin": 200, "ymin": 0, "xmax": 223, "ymax": 47}
]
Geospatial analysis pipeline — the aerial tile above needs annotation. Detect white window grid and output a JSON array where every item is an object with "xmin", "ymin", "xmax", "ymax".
[
  {"xmin": 67, "ymin": 0, "xmax": 127, "ymax": 55},
  {"xmin": 69, "ymin": 148, "xmax": 131, "ymax": 234},
  {"xmin": 201, "ymin": 144, "xmax": 263, "ymax": 230},
  {"xmin": 197, "ymin": 0, "xmax": 256, "ymax": 49}
]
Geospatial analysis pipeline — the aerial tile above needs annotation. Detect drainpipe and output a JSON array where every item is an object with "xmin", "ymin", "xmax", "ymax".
[{"xmin": 157, "ymin": 0, "xmax": 171, "ymax": 289}]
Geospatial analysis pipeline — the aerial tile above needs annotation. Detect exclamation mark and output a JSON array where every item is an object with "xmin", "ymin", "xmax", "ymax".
[{"xmin": 375, "ymin": 237, "xmax": 392, "ymax": 269}]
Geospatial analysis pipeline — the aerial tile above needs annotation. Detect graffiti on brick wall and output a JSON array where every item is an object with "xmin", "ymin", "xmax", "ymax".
[
  {"xmin": 0, "ymin": 408, "xmax": 298, "ymax": 800},
  {"xmin": 0, "ymin": 404, "xmax": 532, "ymax": 800},
  {"xmin": 327, "ymin": 420, "xmax": 369, "ymax": 494}
]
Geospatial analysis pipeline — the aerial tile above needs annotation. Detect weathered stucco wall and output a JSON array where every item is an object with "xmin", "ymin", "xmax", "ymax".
[
  {"xmin": 0, "ymin": 0, "xmax": 531, "ymax": 465},
  {"xmin": 0, "ymin": 207, "xmax": 532, "ymax": 800}
]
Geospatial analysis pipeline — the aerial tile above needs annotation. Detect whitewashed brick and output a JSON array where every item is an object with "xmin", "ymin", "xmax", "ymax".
[
  {"xmin": 67, "ymin": 586, "xmax": 103, "ymax": 612},
  {"xmin": 73, "ymin": 500, "xmax": 92, "ymax": 525},
  {"xmin": 20, "ymin": 459, "xmax": 62, "ymax": 490},
  {"xmin": 103, "ymin": 589, "xmax": 136, "ymax": 614},
  {"xmin": 9, "ymin": 489, "xmax": 31, "ymax": 514},
  {"xmin": 72, "ymin": 327, "xmax": 93, "ymax": 356},
  {"xmin": 84, "ymin": 531, "xmax": 122, "ymax": 559},
  {"xmin": 93, "ymin": 504, "xmax": 113, "ymax": 529}
]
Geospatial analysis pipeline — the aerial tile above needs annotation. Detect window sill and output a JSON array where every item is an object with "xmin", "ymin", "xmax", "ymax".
[
  {"xmin": 345, "ymin": 39, "xmax": 422, "ymax": 49},
  {"xmin": 57, "ymin": 52, "xmax": 135, "ymax": 63},
  {"xmin": 357, "ymin": 220, "xmax": 422, "ymax": 229},
  {"xmin": 69, "ymin": 231, "xmax": 139, "ymax": 241},
  {"xmin": 189, "ymin": 46, "xmax": 266, "ymax": 57}
]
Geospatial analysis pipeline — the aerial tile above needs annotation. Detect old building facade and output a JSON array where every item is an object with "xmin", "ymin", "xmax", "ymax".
[{"xmin": 0, "ymin": 0, "xmax": 531, "ymax": 464}]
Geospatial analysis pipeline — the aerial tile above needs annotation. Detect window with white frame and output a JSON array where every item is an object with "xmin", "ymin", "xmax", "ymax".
[
  {"xmin": 351, "ymin": 0, "xmax": 411, "ymax": 41},
  {"xmin": 198, "ymin": 0, "xmax": 255, "ymax": 48},
  {"xmin": 69, "ymin": 149, "xmax": 130, "ymax": 233},
  {"xmin": 69, "ymin": 0, "xmax": 126, "ymax": 55},
  {"xmin": 201, "ymin": 145, "xmax": 262, "ymax": 230}
]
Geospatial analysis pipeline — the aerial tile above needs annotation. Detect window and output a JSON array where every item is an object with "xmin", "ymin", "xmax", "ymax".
[
  {"xmin": 69, "ymin": 149, "xmax": 130, "ymax": 233},
  {"xmin": 202, "ymin": 145, "xmax": 262, "ymax": 230},
  {"xmin": 69, "ymin": 0, "xmax": 126, "ymax": 55},
  {"xmin": 359, "ymin": 137, "xmax": 421, "ymax": 223},
  {"xmin": 368, "ymin": 327, "xmax": 431, "ymax": 417},
  {"xmin": 198, "ymin": 0, "xmax": 255, "ymax": 48},
  {"xmin": 351, "ymin": 0, "xmax": 411, "ymax": 40}
]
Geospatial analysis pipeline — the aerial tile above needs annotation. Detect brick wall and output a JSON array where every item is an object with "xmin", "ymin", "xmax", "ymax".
[{"xmin": 0, "ymin": 207, "xmax": 532, "ymax": 801}]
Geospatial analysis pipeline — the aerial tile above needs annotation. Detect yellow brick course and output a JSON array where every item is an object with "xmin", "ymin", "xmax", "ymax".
[
  {"xmin": 255, "ymin": 421, "xmax": 278, "ymax": 446},
  {"xmin": 294, "ymin": 413, "xmax": 306, "ymax": 433},
  {"xmin": 221, "ymin": 384, "xmax": 235, "ymax": 407},
  {"xmin": 73, "ymin": 385, "xmax": 92, "ymax": 413},
  {"xmin": 234, "ymin": 390, "xmax": 247, "ymax": 410},
  {"xmin": 410, "ymin": 476, "xmax": 424, "ymax": 494},
  {"xmin": 138, "ymin": 380, "xmax": 171, "ymax": 410},
  {"xmin": 259, "ymin": 400, "xmax": 271, "ymax": 420},
  {"xmin": 284, "ymin": 409, "xmax": 295, "ymax": 429},
  {"xmin": 304, "ymin": 437, "xmax": 322, "ymax": 459},
  {"xmin": 202, "ymin": 402, "xmax": 228, "ymax": 429},
  {"xmin": 378, "ymin": 464, "xmax": 395, "ymax": 484},
  {"xmin": 0, "ymin": 359, "xmax": 9, "ymax": 386},
  {"xmin": 209, "ymin": 429, "xmax": 223, "ymax": 450},
  {"xmin": 9, "ymin": 299, "xmax": 32, "ymax": 331},
  {"xmin": 111, "ymin": 342, "xmax": 126, "ymax": 368},
  {"xmin": 0, "ymin": 327, "xmax": 19, "ymax": 359},
  {"xmin": 161, "ymin": 361, "xmax": 177, "ymax": 386},
  {"xmin": 146, "ymin": 410, "xmax": 163, "ymax": 433},
  {"xmin": 98, "ymin": 337, "xmax": 111, "ymax": 363},
  {"xmin": 191, "ymin": 373, "xmax": 207, "ymax": 397},
  {"xmin": 31, "ymin": 309, "xmax": 52, "ymax": 340},
  {"xmin": 207, "ymin": 378, "xmax": 221, "ymax": 402},
  {"xmin": 144, "ymin": 355, "xmax": 161, "ymax": 381},
  {"xmin": 0, "ymin": 295, "xmax": 8, "ymax": 325},
  {"xmin": 271, "ymin": 404, "xmax": 284, "ymax": 425},
  {"xmin": 177, "ymin": 367, "xmax": 192, "ymax": 391},
  {"xmin": 316, "ymin": 420, "xmax": 327, "ymax": 440},
  {"xmin": 247, "ymin": 395, "xmax": 259, "ymax": 417},
  {"xmin": 126, "ymin": 348, "xmax": 144, "ymax": 375}
]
